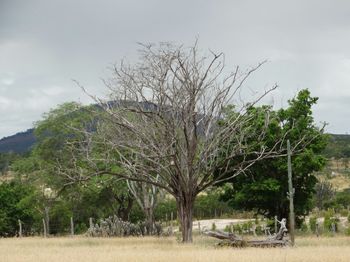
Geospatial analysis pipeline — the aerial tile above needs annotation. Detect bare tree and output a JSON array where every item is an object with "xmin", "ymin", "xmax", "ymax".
[
  {"xmin": 314, "ymin": 180, "xmax": 335, "ymax": 210},
  {"xmin": 68, "ymin": 42, "xmax": 319, "ymax": 242}
]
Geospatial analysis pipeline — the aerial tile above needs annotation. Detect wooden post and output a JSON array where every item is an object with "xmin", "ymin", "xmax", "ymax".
[
  {"xmin": 170, "ymin": 212, "xmax": 173, "ymax": 235},
  {"xmin": 287, "ymin": 140, "xmax": 295, "ymax": 246},
  {"xmin": 331, "ymin": 222, "xmax": 336, "ymax": 235},
  {"xmin": 44, "ymin": 206, "xmax": 50, "ymax": 236},
  {"xmin": 316, "ymin": 222, "xmax": 319, "ymax": 237},
  {"xmin": 198, "ymin": 221, "xmax": 201, "ymax": 233},
  {"xmin": 70, "ymin": 217, "xmax": 74, "ymax": 236},
  {"xmin": 42, "ymin": 218, "xmax": 47, "ymax": 238},
  {"xmin": 18, "ymin": 219, "xmax": 22, "ymax": 237},
  {"xmin": 274, "ymin": 216, "xmax": 278, "ymax": 234},
  {"xmin": 89, "ymin": 217, "xmax": 93, "ymax": 230}
]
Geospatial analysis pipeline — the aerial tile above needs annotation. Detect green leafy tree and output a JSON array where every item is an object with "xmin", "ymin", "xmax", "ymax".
[
  {"xmin": 12, "ymin": 102, "xmax": 138, "ymax": 230},
  {"xmin": 0, "ymin": 152, "xmax": 20, "ymax": 175},
  {"xmin": 219, "ymin": 90, "xmax": 327, "ymax": 224},
  {"xmin": 0, "ymin": 181, "xmax": 37, "ymax": 236}
]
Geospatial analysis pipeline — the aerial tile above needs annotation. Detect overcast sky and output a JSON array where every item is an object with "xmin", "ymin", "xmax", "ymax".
[{"xmin": 1, "ymin": 0, "xmax": 350, "ymax": 139}]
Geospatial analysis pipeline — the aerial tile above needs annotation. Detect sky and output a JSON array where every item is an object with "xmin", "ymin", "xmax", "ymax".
[{"xmin": 1, "ymin": 0, "xmax": 350, "ymax": 139}]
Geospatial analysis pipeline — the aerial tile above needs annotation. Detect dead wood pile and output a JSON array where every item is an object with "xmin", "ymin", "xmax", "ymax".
[{"xmin": 204, "ymin": 218, "xmax": 289, "ymax": 248}]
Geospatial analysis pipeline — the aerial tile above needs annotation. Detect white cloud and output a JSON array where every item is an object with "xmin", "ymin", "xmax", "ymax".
[{"xmin": 1, "ymin": 78, "xmax": 15, "ymax": 86}]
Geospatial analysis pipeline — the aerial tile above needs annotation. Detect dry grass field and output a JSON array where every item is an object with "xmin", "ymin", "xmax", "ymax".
[{"xmin": 1, "ymin": 235, "xmax": 350, "ymax": 262}]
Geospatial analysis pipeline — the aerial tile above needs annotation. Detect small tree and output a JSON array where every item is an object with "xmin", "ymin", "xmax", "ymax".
[{"xmin": 315, "ymin": 181, "xmax": 335, "ymax": 210}]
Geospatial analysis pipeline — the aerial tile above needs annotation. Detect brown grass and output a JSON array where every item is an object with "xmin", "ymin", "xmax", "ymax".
[{"xmin": 1, "ymin": 235, "xmax": 350, "ymax": 262}]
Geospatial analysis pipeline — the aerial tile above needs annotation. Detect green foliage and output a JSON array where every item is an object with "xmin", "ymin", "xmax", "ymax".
[
  {"xmin": 154, "ymin": 198, "xmax": 176, "ymax": 221},
  {"xmin": 193, "ymin": 191, "xmax": 234, "ymax": 219},
  {"xmin": 322, "ymin": 134, "xmax": 350, "ymax": 159},
  {"xmin": 314, "ymin": 181, "xmax": 335, "ymax": 210},
  {"xmin": 309, "ymin": 216, "xmax": 317, "ymax": 233},
  {"xmin": 300, "ymin": 221, "xmax": 308, "ymax": 232},
  {"xmin": 0, "ymin": 152, "xmax": 20, "ymax": 175},
  {"xmin": 324, "ymin": 188, "xmax": 350, "ymax": 210},
  {"xmin": 218, "ymin": 89, "xmax": 327, "ymax": 223},
  {"xmin": 0, "ymin": 181, "xmax": 36, "ymax": 236},
  {"xmin": 345, "ymin": 227, "xmax": 350, "ymax": 236},
  {"xmin": 323, "ymin": 211, "xmax": 338, "ymax": 232},
  {"xmin": 154, "ymin": 191, "xmax": 235, "ymax": 222},
  {"xmin": 7, "ymin": 102, "xmax": 144, "ymax": 235}
]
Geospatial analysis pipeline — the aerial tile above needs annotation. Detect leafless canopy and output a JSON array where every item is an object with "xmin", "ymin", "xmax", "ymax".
[{"xmin": 81, "ymin": 42, "xmax": 282, "ymax": 194}]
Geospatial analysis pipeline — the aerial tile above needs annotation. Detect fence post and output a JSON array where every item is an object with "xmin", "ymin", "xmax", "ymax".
[
  {"xmin": 89, "ymin": 217, "xmax": 93, "ymax": 230},
  {"xmin": 170, "ymin": 212, "xmax": 173, "ymax": 235},
  {"xmin": 274, "ymin": 216, "xmax": 278, "ymax": 233},
  {"xmin": 70, "ymin": 217, "xmax": 74, "ymax": 236},
  {"xmin": 18, "ymin": 219, "xmax": 22, "ymax": 237},
  {"xmin": 44, "ymin": 206, "xmax": 50, "ymax": 236},
  {"xmin": 42, "ymin": 218, "xmax": 47, "ymax": 238}
]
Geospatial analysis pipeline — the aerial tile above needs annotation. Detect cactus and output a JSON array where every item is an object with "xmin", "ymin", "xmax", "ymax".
[{"xmin": 86, "ymin": 215, "xmax": 163, "ymax": 237}]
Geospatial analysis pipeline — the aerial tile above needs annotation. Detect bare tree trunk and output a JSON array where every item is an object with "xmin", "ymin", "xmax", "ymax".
[
  {"xmin": 177, "ymin": 195, "xmax": 195, "ymax": 243},
  {"xmin": 116, "ymin": 196, "xmax": 133, "ymax": 221},
  {"xmin": 144, "ymin": 207, "xmax": 154, "ymax": 235}
]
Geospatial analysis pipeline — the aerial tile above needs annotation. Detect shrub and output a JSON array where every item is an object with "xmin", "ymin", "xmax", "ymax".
[
  {"xmin": 300, "ymin": 222, "xmax": 308, "ymax": 233},
  {"xmin": 309, "ymin": 216, "xmax": 317, "ymax": 233},
  {"xmin": 324, "ymin": 212, "xmax": 338, "ymax": 232}
]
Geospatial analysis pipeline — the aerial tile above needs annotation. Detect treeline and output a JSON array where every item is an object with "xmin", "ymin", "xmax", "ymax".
[
  {"xmin": 0, "ymin": 179, "xmax": 233, "ymax": 237},
  {"xmin": 0, "ymin": 89, "xmax": 330, "ymax": 237},
  {"xmin": 322, "ymin": 134, "xmax": 350, "ymax": 159}
]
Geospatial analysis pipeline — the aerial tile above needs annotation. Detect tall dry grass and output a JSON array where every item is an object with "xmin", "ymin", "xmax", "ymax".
[{"xmin": 1, "ymin": 235, "xmax": 350, "ymax": 262}]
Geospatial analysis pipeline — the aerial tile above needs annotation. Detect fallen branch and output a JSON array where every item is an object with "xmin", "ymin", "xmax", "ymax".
[{"xmin": 204, "ymin": 218, "xmax": 289, "ymax": 248}]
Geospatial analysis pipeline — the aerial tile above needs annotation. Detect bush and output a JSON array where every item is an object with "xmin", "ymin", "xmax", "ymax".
[
  {"xmin": 324, "ymin": 212, "xmax": 338, "ymax": 232},
  {"xmin": 49, "ymin": 202, "xmax": 73, "ymax": 234},
  {"xmin": 309, "ymin": 216, "xmax": 317, "ymax": 233},
  {"xmin": 234, "ymin": 224, "xmax": 243, "ymax": 234},
  {"xmin": 300, "ymin": 222, "xmax": 308, "ymax": 233},
  {"xmin": 256, "ymin": 225, "xmax": 263, "ymax": 235},
  {"xmin": 194, "ymin": 191, "xmax": 234, "ymax": 219},
  {"xmin": 340, "ymin": 209, "xmax": 349, "ymax": 217},
  {"xmin": 154, "ymin": 198, "xmax": 177, "ymax": 221},
  {"xmin": 0, "ymin": 181, "xmax": 37, "ymax": 236}
]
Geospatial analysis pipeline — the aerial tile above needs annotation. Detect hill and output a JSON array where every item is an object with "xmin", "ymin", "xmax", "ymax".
[
  {"xmin": 0, "ymin": 129, "xmax": 36, "ymax": 153},
  {"xmin": 0, "ymin": 125, "xmax": 350, "ymax": 158}
]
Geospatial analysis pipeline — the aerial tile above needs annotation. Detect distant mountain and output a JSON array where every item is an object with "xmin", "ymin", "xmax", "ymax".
[
  {"xmin": 0, "ymin": 129, "xmax": 36, "ymax": 153},
  {"xmin": 0, "ymin": 101, "xmax": 156, "ymax": 154},
  {"xmin": 1, "ymin": 112, "xmax": 350, "ymax": 158}
]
